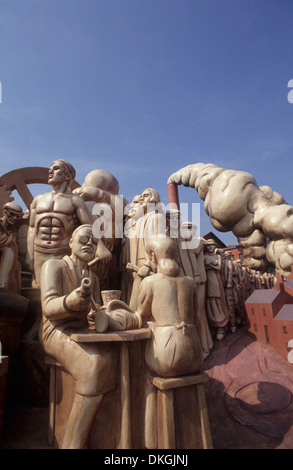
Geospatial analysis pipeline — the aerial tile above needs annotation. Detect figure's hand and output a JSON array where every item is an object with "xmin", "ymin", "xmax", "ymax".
[
  {"xmin": 87, "ymin": 309, "xmax": 96, "ymax": 329},
  {"xmin": 194, "ymin": 275, "xmax": 201, "ymax": 285},
  {"xmin": 137, "ymin": 264, "xmax": 151, "ymax": 278},
  {"xmin": 65, "ymin": 287, "xmax": 91, "ymax": 312},
  {"xmin": 99, "ymin": 251, "xmax": 112, "ymax": 265}
]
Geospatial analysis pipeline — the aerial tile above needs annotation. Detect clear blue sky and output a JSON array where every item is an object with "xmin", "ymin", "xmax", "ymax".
[{"xmin": 1, "ymin": 0, "xmax": 293, "ymax": 245}]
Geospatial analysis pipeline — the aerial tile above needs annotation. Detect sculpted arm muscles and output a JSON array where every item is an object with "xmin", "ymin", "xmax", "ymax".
[{"xmin": 73, "ymin": 195, "xmax": 95, "ymax": 224}]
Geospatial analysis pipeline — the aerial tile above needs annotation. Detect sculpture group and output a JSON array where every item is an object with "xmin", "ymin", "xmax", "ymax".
[{"xmin": 0, "ymin": 159, "xmax": 284, "ymax": 449}]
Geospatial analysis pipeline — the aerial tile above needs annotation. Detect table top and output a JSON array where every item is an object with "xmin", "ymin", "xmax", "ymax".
[{"xmin": 70, "ymin": 327, "xmax": 151, "ymax": 343}]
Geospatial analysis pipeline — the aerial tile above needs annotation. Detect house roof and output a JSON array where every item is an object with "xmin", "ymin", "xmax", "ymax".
[
  {"xmin": 201, "ymin": 231, "xmax": 227, "ymax": 248},
  {"xmin": 245, "ymin": 289, "xmax": 280, "ymax": 304}
]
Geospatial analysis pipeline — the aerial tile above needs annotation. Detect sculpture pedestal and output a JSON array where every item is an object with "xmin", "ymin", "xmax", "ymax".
[
  {"xmin": 152, "ymin": 373, "xmax": 213, "ymax": 449},
  {"xmin": 46, "ymin": 328, "xmax": 151, "ymax": 449}
]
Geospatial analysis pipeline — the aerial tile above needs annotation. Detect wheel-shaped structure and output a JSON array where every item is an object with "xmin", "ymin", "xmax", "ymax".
[{"xmin": 0, "ymin": 167, "xmax": 80, "ymax": 215}]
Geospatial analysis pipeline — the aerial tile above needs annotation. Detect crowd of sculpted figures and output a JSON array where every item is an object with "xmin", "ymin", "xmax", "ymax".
[
  {"xmin": 0, "ymin": 159, "xmax": 277, "ymax": 448},
  {"xmin": 120, "ymin": 188, "xmax": 276, "ymax": 359},
  {"xmin": 0, "ymin": 159, "xmax": 276, "ymax": 359}
]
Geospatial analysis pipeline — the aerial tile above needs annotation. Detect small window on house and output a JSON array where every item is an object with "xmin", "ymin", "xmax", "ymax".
[{"xmin": 264, "ymin": 325, "xmax": 270, "ymax": 344}]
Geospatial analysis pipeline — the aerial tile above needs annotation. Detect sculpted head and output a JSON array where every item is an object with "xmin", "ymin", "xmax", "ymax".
[
  {"xmin": 2, "ymin": 202, "xmax": 23, "ymax": 226},
  {"xmin": 48, "ymin": 159, "xmax": 76, "ymax": 188},
  {"xmin": 145, "ymin": 236, "xmax": 179, "ymax": 277},
  {"xmin": 204, "ymin": 239, "xmax": 217, "ymax": 253},
  {"xmin": 180, "ymin": 221, "xmax": 197, "ymax": 240},
  {"xmin": 73, "ymin": 169, "xmax": 119, "ymax": 203},
  {"xmin": 132, "ymin": 194, "xmax": 141, "ymax": 206},
  {"xmin": 69, "ymin": 224, "xmax": 97, "ymax": 263},
  {"xmin": 140, "ymin": 188, "xmax": 161, "ymax": 207},
  {"xmin": 126, "ymin": 194, "xmax": 143, "ymax": 220}
]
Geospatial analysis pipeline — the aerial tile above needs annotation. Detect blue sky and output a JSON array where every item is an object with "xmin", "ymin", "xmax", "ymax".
[{"xmin": 1, "ymin": 0, "xmax": 293, "ymax": 245}]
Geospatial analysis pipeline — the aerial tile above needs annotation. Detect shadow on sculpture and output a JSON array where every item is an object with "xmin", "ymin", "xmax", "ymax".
[
  {"xmin": 0, "ymin": 199, "xmax": 29, "ymax": 375},
  {"xmin": 0, "ymin": 288, "xmax": 29, "ymax": 353}
]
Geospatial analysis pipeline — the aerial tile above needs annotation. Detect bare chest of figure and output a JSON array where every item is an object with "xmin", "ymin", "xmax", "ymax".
[
  {"xmin": 35, "ymin": 193, "xmax": 77, "ymax": 245},
  {"xmin": 36, "ymin": 192, "xmax": 76, "ymax": 215}
]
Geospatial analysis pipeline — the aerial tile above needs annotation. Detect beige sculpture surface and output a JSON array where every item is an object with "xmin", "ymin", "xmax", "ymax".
[
  {"xmin": 167, "ymin": 212, "xmax": 213, "ymax": 359},
  {"xmin": 136, "ymin": 236, "xmax": 204, "ymax": 448},
  {"xmin": 40, "ymin": 224, "xmax": 118, "ymax": 449},
  {"xmin": 128, "ymin": 188, "xmax": 166, "ymax": 310},
  {"xmin": 26, "ymin": 160, "xmax": 94, "ymax": 287},
  {"xmin": 203, "ymin": 239, "xmax": 230, "ymax": 340},
  {"xmin": 121, "ymin": 194, "xmax": 142, "ymax": 303},
  {"xmin": 221, "ymin": 250, "xmax": 237, "ymax": 332},
  {"xmin": 73, "ymin": 169, "xmax": 124, "ymax": 290},
  {"xmin": 137, "ymin": 236, "xmax": 203, "ymax": 377},
  {"xmin": 73, "ymin": 169, "xmax": 121, "ymax": 253},
  {"xmin": 0, "ymin": 202, "xmax": 24, "ymax": 293},
  {"xmin": 168, "ymin": 162, "xmax": 293, "ymax": 277}
]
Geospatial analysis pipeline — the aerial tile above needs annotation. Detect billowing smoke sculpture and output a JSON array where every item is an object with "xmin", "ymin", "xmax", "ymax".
[{"xmin": 168, "ymin": 163, "xmax": 293, "ymax": 277}]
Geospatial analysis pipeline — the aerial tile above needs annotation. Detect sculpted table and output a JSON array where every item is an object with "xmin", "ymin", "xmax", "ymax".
[
  {"xmin": 47, "ymin": 327, "xmax": 151, "ymax": 449},
  {"xmin": 70, "ymin": 328, "xmax": 151, "ymax": 449}
]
